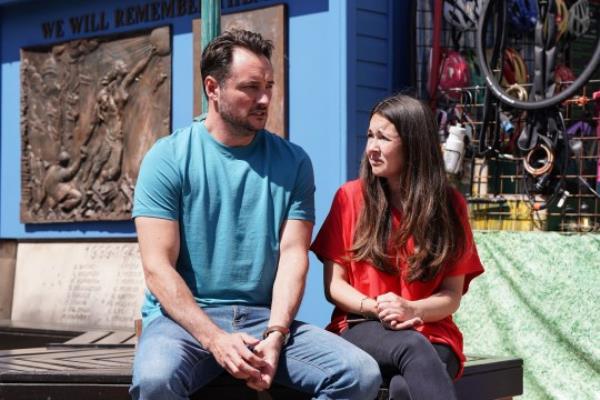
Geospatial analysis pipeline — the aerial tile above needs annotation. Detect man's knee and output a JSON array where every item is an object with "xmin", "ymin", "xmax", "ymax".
[
  {"xmin": 131, "ymin": 360, "xmax": 188, "ymax": 400},
  {"xmin": 356, "ymin": 353, "xmax": 383, "ymax": 397},
  {"xmin": 130, "ymin": 323, "xmax": 195, "ymax": 399},
  {"xmin": 330, "ymin": 348, "xmax": 382, "ymax": 399}
]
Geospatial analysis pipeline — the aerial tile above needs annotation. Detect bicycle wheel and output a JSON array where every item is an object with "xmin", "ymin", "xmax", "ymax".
[{"xmin": 476, "ymin": 0, "xmax": 600, "ymax": 110}]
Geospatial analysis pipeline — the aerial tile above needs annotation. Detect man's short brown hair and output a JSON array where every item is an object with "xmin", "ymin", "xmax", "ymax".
[{"xmin": 200, "ymin": 29, "xmax": 273, "ymax": 95}]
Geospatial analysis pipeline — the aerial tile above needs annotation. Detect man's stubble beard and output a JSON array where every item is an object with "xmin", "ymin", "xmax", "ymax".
[{"xmin": 219, "ymin": 103, "xmax": 268, "ymax": 138}]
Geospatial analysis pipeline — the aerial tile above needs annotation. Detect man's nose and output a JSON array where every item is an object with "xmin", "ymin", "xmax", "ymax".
[{"xmin": 257, "ymin": 90, "xmax": 271, "ymax": 106}]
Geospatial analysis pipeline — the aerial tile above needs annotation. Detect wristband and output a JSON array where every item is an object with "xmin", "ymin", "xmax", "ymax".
[
  {"xmin": 359, "ymin": 296, "xmax": 371, "ymax": 317},
  {"xmin": 262, "ymin": 325, "xmax": 290, "ymax": 346}
]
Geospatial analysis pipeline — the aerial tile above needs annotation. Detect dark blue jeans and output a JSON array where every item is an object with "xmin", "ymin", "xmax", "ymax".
[{"xmin": 342, "ymin": 321, "xmax": 459, "ymax": 400}]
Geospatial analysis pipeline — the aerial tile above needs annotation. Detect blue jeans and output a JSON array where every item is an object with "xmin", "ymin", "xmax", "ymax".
[{"xmin": 130, "ymin": 306, "xmax": 382, "ymax": 400}]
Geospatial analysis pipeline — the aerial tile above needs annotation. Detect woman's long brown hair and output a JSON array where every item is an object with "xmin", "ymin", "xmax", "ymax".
[{"xmin": 351, "ymin": 94, "xmax": 466, "ymax": 282}]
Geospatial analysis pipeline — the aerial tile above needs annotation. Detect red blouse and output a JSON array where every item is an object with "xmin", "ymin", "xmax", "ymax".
[{"xmin": 311, "ymin": 179, "xmax": 484, "ymax": 376}]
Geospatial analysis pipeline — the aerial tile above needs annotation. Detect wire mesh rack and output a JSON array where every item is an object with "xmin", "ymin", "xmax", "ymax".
[{"xmin": 414, "ymin": 0, "xmax": 600, "ymax": 232}]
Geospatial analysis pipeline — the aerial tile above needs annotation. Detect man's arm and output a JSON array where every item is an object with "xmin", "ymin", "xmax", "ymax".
[
  {"xmin": 270, "ymin": 219, "xmax": 313, "ymax": 327},
  {"xmin": 246, "ymin": 219, "xmax": 313, "ymax": 390},
  {"xmin": 135, "ymin": 216, "xmax": 265, "ymax": 380}
]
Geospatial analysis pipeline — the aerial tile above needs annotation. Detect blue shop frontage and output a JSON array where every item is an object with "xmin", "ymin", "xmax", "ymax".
[
  {"xmin": 0, "ymin": 0, "xmax": 410, "ymax": 328},
  {"xmin": 1, "ymin": 1, "xmax": 598, "ymax": 399}
]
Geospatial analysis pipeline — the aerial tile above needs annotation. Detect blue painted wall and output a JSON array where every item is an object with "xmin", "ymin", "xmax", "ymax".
[
  {"xmin": 0, "ymin": 0, "xmax": 410, "ymax": 327},
  {"xmin": 0, "ymin": 0, "xmax": 330, "ymax": 239},
  {"xmin": 346, "ymin": 0, "xmax": 411, "ymax": 179}
]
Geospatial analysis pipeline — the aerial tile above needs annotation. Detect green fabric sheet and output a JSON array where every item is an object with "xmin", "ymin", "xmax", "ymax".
[{"xmin": 455, "ymin": 231, "xmax": 600, "ymax": 400}]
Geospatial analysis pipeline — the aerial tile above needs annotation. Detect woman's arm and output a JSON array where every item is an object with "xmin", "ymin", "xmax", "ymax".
[
  {"xmin": 377, "ymin": 275, "xmax": 464, "ymax": 329},
  {"xmin": 323, "ymin": 259, "xmax": 378, "ymax": 318}
]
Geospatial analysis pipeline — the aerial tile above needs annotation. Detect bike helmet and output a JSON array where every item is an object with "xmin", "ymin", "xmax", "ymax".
[
  {"xmin": 439, "ymin": 50, "xmax": 471, "ymax": 93},
  {"xmin": 566, "ymin": 120, "xmax": 593, "ymax": 158},
  {"xmin": 506, "ymin": 83, "xmax": 529, "ymax": 101},
  {"xmin": 507, "ymin": 0, "xmax": 539, "ymax": 32},
  {"xmin": 567, "ymin": 120, "xmax": 593, "ymax": 137},
  {"xmin": 464, "ymin": 50, "xmax": 485, "ymax": 103},
  {"xmin": 443, "ymin": 0, "xmax": 481, "ymax": 31},
  {"xmin": 568, "ymin": 0, "xmax": 591, "ymax": 38},
  {"xmin": 501, "ymin": 48, "xmax": 529, "ymax": 87},
  {"xmin": 554, "ymin": 0, "xmax": 570, "ymax": 41},
  {"xmin": 554, "ymin": 64, "xmax": 575, "ymax": 93},
  {"xmin": 466, "ymin": 50, "xmax": 485, "ymax": 88}
]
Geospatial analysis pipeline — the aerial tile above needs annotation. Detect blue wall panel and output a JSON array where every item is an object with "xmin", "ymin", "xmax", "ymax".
[
  {"xmin": 357, "ymin": 35, "xmax": 387, "ymax": 64},
  {"xmin": 356, "ymin": 8, "xmax": 388, "ymax": 39},
  {"xmin": 0, "ymin": 8, "xmax": 2, "ymax": 234},
  {"xmin": 356, "ymin": 0, "xmax": 387, "ymax": 14},
  {"xmin": 346, "ymin": 0, "xmax": 411, "ymax": 179},
  {"xmin": 290, "ymin": 1, "xmax": 347, "ymax": 327},
  {"xmin": 356, "ymin": 62, "xmax": 389, "ymax": 88},
  {"xmin": 356, "ymin": 86, "xmax": 388, "ymax": 112}
]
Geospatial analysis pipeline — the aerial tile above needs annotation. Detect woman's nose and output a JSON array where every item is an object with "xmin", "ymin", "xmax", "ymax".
[{"xmin": 366, "ymin": 139, "xmax": 379, "ymax": 153}]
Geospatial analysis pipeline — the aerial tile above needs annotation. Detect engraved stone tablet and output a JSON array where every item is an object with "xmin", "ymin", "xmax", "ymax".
[{"xmin": 11, "ymin": 242, "xmax": 145, "ymax": 330}]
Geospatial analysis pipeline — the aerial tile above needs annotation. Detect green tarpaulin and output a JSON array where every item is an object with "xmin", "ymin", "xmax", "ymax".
[{"xmin": 456, "ymin": 231, "xmax": 600, "ymax": 399}]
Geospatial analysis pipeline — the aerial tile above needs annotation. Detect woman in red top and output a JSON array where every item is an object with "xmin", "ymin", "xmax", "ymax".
[{"xmin": 311, "ymin": 94, "xmax": 483, "ymax": 400}]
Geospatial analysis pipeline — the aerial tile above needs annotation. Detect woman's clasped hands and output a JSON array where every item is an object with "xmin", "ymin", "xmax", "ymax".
[{"xmin": 376, "ymin": 292, "xmax": 423, "ymax": 330}]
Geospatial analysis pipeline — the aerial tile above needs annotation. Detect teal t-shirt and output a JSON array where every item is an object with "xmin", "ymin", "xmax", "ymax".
[{"xmin": 133, "ymin": 120, "xmax": 315, "ymax": 324}]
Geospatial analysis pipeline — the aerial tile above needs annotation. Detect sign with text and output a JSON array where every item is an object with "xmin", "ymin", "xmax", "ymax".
[
  {"xmin": 39, "ymin": 0, "xmax": 270, "ymax": 40},
  {"xmin": 11, "ymin": 242, "xmax": 146, "ymax": 330}
]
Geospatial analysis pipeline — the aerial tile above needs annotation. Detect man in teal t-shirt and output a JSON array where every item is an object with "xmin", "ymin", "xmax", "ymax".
[{"xmin": 130, "ymin": 30, "xmax": 381, "ymax": 399}]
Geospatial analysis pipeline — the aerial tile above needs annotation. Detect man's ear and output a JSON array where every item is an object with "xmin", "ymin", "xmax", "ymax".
[{"xmin": 204, "ymin": 76, "xmax": 220, "ymax": 101}]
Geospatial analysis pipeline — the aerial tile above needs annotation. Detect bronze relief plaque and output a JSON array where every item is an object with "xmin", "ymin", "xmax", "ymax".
[
  {"xmin": 20, "ymin": 26, "xmax": 172, "ymax": 223},
  {"xmin": 193, "ymin": 4, "xmax": 287, "ymax": 137}
]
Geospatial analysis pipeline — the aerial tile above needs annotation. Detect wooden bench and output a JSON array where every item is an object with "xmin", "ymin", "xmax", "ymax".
[
  {"xmin": 0, "ymin": 320, "xmax": 83, "ymax": 351},
  {"xmin": 0, "ymin": 329, "xmax": 523, "ymax": 400},
  {"xmin": 0, "ymin": 242, "xmax": 523, "ymax": 398}
]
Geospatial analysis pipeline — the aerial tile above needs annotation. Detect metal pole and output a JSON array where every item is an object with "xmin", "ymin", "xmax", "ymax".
[{"xmin": 201, "ymin": 0, "xmax": 221, "ymax": 113}]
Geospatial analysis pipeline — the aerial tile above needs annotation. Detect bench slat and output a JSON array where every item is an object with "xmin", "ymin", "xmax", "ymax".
[
  {"xmin": 0, "ymin": 358, "xmax": 73, "ymax": 371},
  {"xmin": 122, "ymin": 335, "xmax": 138, "ymax": 345},
  {"xmin": 95, "ymin": 331, "xmax": 136, "ymax": 345},
  {"xmin": 0, "ymin": 361, "xmax": 44, "ymax": 372},
  {"xmin": 0, "ymin": 347, "xmax": 49, "ymax": 357},
  {"xmin": 63, "ymin": 331, "xmax": 111, "ymax": 345}
]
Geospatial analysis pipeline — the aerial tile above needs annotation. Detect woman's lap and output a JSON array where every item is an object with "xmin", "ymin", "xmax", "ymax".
[{"xmin": 341, "ymin": 321, "xmax": 458, "ymax": 379}]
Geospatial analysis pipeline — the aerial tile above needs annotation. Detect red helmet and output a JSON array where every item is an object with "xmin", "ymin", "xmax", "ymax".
[
  {"xmin": 439, "ymin": 50, "xmax": 471, "ymax": 93},
  {"xmin": 554, "ymin": 64, "xmax": 575, "ymax": 93},
  {"xmin": 501, "ymin": 48, "xmax": 528, "ymax": 87}
]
